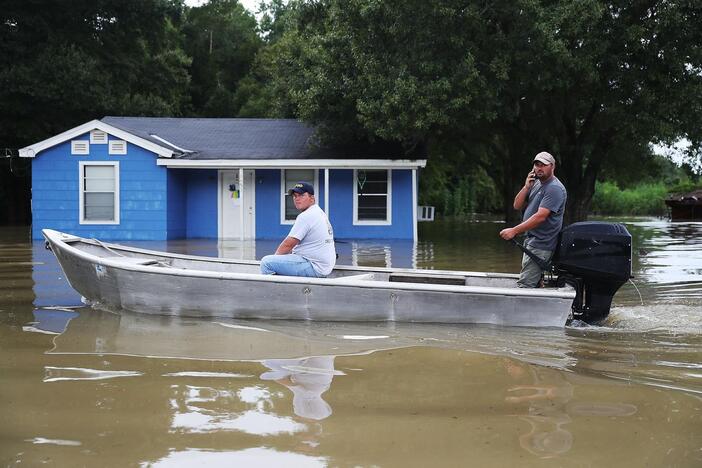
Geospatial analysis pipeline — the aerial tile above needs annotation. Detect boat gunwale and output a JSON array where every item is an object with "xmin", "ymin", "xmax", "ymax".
[{"xmin": 43, "ymin": 229, "xmax": 576, "ymax": 300}]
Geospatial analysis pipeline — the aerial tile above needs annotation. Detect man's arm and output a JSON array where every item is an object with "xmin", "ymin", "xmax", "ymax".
[
  {"xmin": 513, "ymin": 171, "xmax": 536, "ymax": 210},
  {"xmin": 499, "ymin": 207, "xmax": 551, "ymax": 240},
  {"xmin": 275, "ymin": 236, "xmax": 300, "ymax": 255}
]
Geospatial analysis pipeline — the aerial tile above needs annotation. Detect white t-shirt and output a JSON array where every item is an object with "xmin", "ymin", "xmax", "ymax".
[{"xmin": 289, "ymin": 204, "xmax": 336, "ymax": 276}]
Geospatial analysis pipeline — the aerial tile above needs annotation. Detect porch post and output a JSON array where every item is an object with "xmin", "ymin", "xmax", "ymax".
[
  {"xmin": 324, "ymin": 168, "xmax": 330, "ymax": 216},
  {"xmin": 239, "ymin": 167, "xmax": 244, "ymax": 241},
  {"xmin": 412, "ymin": 168, "xmax": 418, "ymax": 242}
]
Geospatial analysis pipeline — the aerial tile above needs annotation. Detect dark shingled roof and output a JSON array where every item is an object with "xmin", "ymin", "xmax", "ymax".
[{"xmin": 101, "ymin": 117, "xmax": 425, "ymax": 160}]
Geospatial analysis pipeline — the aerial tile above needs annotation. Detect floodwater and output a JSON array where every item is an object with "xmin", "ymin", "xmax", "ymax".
[{"xmin": 1, "ymin": 218, "xmax": 701, "ymax": 467}]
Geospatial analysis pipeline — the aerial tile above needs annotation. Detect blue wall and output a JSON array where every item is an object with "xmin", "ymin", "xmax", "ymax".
[
  {"xmin": 31, "ymin": 132, "xmax": 169, "ymax": 240},
  {"xmin": 330, "ymin": 169, "xmax": 413, "ymax": 239},
  {"xmin": 167, "ymin": 170, "xmax": 186, "ymax": 239},
  {"xmin": 32, "ymin": 133, "xmax": 416, "ymax": 241},
  {"xmin": 254, "ymin": 169, "xmax": 414, "ymax": 240},
  {"xmin": 185, "ymin": 169, "xmax": 218, "ymax": 238}
]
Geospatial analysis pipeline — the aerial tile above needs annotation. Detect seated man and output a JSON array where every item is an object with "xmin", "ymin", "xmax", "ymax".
[{"xmin": 260, "ymin": 182, "xmax": 336, "ymax": 277}]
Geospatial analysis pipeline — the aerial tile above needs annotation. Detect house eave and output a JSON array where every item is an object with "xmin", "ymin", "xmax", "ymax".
[
  {"xmin": 156, "ymin": 159, "xmax": 427, "ymax": 169},
  {"xmin": 18, "ymin": 119, "xmax": 174, "ymax": 158}
]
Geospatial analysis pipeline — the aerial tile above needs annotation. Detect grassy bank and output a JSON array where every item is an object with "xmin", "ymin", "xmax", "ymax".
[{"xmin": 590, "ymin": 181, "xmax": 669, "ymax": 216}]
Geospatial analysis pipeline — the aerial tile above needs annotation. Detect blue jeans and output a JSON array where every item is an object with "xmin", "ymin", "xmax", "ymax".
[{"xmin": 260, "ymin": 254, "xmax": 322, "ymax": 277}]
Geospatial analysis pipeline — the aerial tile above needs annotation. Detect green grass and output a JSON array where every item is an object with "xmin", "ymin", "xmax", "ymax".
[{"xmin": 590, "ymin": 181, "xmax": 669, "ymax": 216}]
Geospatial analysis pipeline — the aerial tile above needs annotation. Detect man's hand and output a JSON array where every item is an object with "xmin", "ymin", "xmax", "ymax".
[
  {"xmin": 499, "ymin": 227, "xmax": 519, "ymax": 240},
  {"xmin": 524, "ymin": 170, "xmax": 536, "ymax": 188}
]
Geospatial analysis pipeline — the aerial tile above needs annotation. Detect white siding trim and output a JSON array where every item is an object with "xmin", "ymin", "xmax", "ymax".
[
  {"xmin": 353, "ymin": 169, "xmax": 392, "ymax": 226},
  {"xmin": 156, "ymin": 159, "xmax": 427, "ymax": 169},
  {"xmin": 90, "ymin": 130, "xmax": 108, "ymax": 144},
  {"xmin": 324, "ymin": 168, "xmax": 330, "ymax": 217},
  {"xmin": 108, "ymin": 140, "xmax": 127, "ymax": 155},
  {"xmin": 279, "ymin": 169, "xmax": 319, "ymax": 225},
  {"xmin": 71, "ymin": 140, "xmax": 89, "ymax": 155},
  {"xmin": 78, "ymin": 161, "xmax": 120, "ymax": 225},
  {"xmin": 412, "ymin": 168, "xmax": 418, "ymax": 242},
  {"xmin": 19, "ymin": 119, "xmax": 173, "ymax": 158}
]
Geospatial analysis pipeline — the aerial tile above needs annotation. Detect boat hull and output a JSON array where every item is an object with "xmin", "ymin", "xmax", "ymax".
[{"xmin": 45, "ymin": 230, "xmax": 575, "ymax": 328}]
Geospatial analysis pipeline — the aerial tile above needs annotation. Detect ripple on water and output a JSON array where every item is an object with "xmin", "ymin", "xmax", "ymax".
[{"xmin": 606, "ymin": 304, "xmax": 702, "ymax": 334}]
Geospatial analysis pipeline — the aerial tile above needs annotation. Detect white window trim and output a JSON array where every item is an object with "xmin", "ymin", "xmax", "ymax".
[
  {"xmin": 279, "ymin": 169, "xmax": 319, "ymax": 225},
  {"xmin": 71, "ymin": 140, "xmax": 89, "ymax": 155},
  {"xmin": 108, "ymin": 139, "xmax": 127, "ymax": 155},
  {"xmin": 90, "ymin": 130, "xmax": 108, "ymax": 144},
  {"xmin": 353, "ymin": 169, "xmax": 392, "ymax": 226},
  {"xmin": 79, "ymin": 161, "xmax": 120, "ymax": 225}
]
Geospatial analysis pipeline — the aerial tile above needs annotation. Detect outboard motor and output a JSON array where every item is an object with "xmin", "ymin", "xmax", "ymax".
[{"xmin": 552, "ymin": 222, "xmax": 632, "ymax": 323}]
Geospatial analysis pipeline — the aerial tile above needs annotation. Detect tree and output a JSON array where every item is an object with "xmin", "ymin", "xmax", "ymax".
[
  {"xmin": 181, "ymin": 0, "xmax": 262, "ymax": 116},
  {"xmin": 0, "ymin": 0, "xmax": 191, "ymax": 224},
  {"xmin": 263, "ymin": 0, "xmax": 702, "ymax": 223}
]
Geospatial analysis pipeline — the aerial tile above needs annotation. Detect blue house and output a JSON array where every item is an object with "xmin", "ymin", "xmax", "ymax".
[{"xmin": 20, "ymin": 118, "xmax": 427, "ymax": 241}]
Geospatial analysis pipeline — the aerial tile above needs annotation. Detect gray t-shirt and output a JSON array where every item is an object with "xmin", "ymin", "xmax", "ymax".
[
  {"xmin": 289, "ymin": 204, "xmax": 336, "ymax": 275},
  {"xmin": 522, "ymin": 177, "xmax": 567, "ymax": 251}
]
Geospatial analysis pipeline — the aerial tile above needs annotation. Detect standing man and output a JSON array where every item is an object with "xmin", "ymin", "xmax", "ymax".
[
  {"xmin": 260, "ymin": 182, "xmax": 336, "ymax": 277},
  {"xmin": 499, "ymin": 152, "xmax": 567, "ymax": 287}
]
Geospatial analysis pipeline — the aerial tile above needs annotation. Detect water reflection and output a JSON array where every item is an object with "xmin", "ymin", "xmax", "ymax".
[
  {"xmin": 148, "ymin": 447, "xmax": 327, "ymax": 467},
  {"xmin": 169, "ymin": 384, "xmax": 307, "ymax": 436},
  {"xmin": 503, "ymin": 359, "xmax": 574, "ymax": 457},
  {"xmin": 261, "ymin": 357, "xmax": 340, "ymax": 420}
]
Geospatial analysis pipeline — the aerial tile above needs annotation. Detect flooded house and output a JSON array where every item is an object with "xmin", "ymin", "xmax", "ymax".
[
  {"xmin": 20, "ymin": 118, "xmax": 426, "ymax": 241},
  {"xmin": 664, "ymin": 189, "xmax": 702, "ymax": 220}
]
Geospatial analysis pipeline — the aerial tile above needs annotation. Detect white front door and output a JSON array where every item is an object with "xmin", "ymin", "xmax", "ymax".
[{"xmin": 220, "ymin": 170, "xmax": 255, "ymax": 239}]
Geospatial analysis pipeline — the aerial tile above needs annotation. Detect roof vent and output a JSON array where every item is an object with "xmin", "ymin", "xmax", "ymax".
[
  {"xmin": 71, "ymin": 140, "xmax": 89, "ymax": 155},
  {"xmin": 90, "ymin": 130, "xmax": 108, "ymax": 144},
  {"xmin": 109, "ymin": 140, "xmax": 127, "ymax": 155}
]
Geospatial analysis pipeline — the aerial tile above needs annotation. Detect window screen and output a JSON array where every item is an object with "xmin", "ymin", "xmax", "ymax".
[
  {"xmin": 83, "ymin": 165, "xmax": 116, "ymax": 221},
  {"xmin": 283, "ymin": 169, "xmax": 315, "ymax": 221},
  {"xmin": 356, "ymin": 169, "xmax": 388, "ymax": 221}
]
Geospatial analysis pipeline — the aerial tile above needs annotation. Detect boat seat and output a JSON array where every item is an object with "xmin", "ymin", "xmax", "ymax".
[
  {"xmin": 102, "ymin": 256, "xmax": 161, "ymax": 266},
  {"xmin": 331, "ymin": 273, "xmax": 376, "ymax": 281},
  {"xmin": 389, "ymin": 272, "xmax": 466, "ymax": 286}
]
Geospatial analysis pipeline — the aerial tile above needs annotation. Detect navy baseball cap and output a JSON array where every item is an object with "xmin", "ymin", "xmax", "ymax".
[{"xmin": 288, "ymin": 181, "xmax": 314, "ymax": 196}]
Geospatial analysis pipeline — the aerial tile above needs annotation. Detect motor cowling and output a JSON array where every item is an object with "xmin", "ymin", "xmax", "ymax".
[{"xmin": 552, "ymin": 222, "xmax": 633, "ymax": 323}]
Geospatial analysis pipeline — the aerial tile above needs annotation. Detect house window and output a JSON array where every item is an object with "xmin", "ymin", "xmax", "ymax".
[
  {"xmin": 90, "ymin": 130, "xmax": 108, "ymax": 144},
  {"xmin": 71, "ymin": 140, "xmax": 89, "ymax": 155},
  {"xmin": 79, "ymin": 162, "xmax": 119, "ymax": 224},
  {"xmin": 109, "ymin": 140, "xmax": 127, "ymax": 155},
  {"xmin": 354, "ymin": 169, "xmax": 391, "ymax": 224},
  {"xmin": 281, "ymin": 169, "xmax": 317, "ymax": 223}
]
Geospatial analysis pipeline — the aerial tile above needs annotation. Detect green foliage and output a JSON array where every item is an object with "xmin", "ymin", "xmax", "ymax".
[
  {"xmin": 262, "ymin": 0, "xmax": 702, "ymax": 223},
  {"xmin": 182, "ymin": 0, "xmax": 262, "ymax": 116},
  {"xmin": 0, "ymin": 0, "xmax": 193, "ymax": 146},
  {"xmin": 419, "ymin": 156, "xmax": 500, "ymax": 217},
  {"xmin": 590, "ymin": 181, "xmax": 668, "ymax": 216}
]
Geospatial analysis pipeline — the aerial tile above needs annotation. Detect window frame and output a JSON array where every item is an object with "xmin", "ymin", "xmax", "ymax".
[
  {"xmin": 353, "ymin": 169, "xmax": 392, "ymax": 225},
  {"xmin": 78, "ymin": 161, "xmax": 120, "ymax": 225},
  {"xmin": 279, "ymin": 168, "xmax": 319, "ymax": 225}
]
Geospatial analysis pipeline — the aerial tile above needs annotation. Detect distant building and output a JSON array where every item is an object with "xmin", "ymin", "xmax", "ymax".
[
  {"xmin": 20, "ymin": 118, "xmax": 426, "ymax": 240},
  {"xmin": 665, "ymin": 189, "xmax": 702, "ymax": 221}
]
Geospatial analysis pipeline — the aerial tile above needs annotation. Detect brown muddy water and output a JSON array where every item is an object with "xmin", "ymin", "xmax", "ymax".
[{"xmin": 1, "ymin": 218, "xmax": 701, "ymax": 467}]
